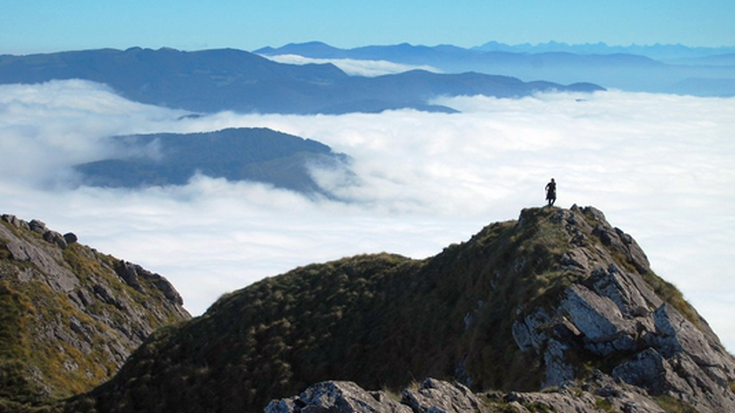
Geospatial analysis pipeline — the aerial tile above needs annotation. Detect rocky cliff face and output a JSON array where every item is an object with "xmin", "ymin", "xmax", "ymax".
[
  {"xmin": 62, "ymin": 206, "xmax": 734, "ymax": 413},
  {"xmin": 0, "ymin": 214, "xmax": 190, "ymax": 410}
]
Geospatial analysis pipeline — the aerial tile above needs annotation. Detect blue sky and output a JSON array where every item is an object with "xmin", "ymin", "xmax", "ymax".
[{"xmin": 2, "ymin": 0, "xmax": 734, "ymax": 54}]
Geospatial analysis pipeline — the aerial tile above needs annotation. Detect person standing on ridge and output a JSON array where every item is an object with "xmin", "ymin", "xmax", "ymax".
[{"xmin": 545, "ymin": 178, "xmax": 556, "ymax": 206}]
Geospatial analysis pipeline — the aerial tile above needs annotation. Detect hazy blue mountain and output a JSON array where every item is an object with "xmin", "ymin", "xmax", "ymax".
[
  {"xmin": 665, "ymin": 53, "xmax": 735, "ymax": 66},
  {"xmin": 257, "ymin": 42, "xmax": 735, "ymax": 96},
  {"xmin": 256, "ymin": 41, "xmax": 346, "ymax": 58},
  {"xmin": 74, "ymin": 128, "xmax": 351, "ymax": 196},
  {"xmin": 0, "ymin": 47, "xmax": 602, "ymax": 114},
  {"xmin": 473, "ymin": 40, "xmax": 735, "ymax": 60}
]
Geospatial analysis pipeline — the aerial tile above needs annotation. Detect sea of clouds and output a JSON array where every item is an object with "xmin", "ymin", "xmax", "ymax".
[{"xmin": 1, "ymin": 80, "xmax": 734, "ymax": 352}]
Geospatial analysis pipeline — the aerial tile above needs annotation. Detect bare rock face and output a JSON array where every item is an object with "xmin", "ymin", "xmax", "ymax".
[{"xmin": 0, "ymin": 213, "xmax": 190, "ymax": 404}]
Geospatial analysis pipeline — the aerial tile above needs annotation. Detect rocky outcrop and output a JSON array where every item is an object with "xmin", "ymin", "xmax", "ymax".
[
  {"xmin": 0, "ymin": 213, "xmax": 190, "ymax": 405},
  {"xmin": 267, "ymin": 376, "xmax": 673, "ymax": 413},
  {"xmin": 266, "ymin": 379, "xmax": 487, "ymax": 413},
  {"xmin": 113, "ymin": 259, "xmax": 183, "ymax": 305},
  {"xmin": 511, "ymin": 206, "xmax": 735, "ymax": 412}
]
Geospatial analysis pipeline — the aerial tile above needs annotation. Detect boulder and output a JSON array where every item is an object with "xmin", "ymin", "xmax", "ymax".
[
  {"xmin": 43, "ymin": 230, "xmax": 68, "ymax": 249},
  {"xmin": 63, "ymin": 232, "xmax": 78, "ymax": 244},
  {"xmin": 29, "ymin": 219, "xmax": 47, "ymax": 233}
]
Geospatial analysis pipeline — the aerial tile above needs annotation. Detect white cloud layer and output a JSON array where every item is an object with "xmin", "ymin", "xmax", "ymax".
[
  {"xmin": 1, "ymin": 81, "xmax": 734, "ymax": 354},
  {"xmin": 261, "ymin": 54, "xmax": 442, "ymax": 76}
]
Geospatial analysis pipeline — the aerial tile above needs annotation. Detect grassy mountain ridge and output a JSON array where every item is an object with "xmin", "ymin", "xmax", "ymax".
[
  {"xmin": 0, "ymin": 214, "xmax": 190, "ymax": 412},
  {"xmin": 65, "ymin": 205, "xmax": 724, "ymax": 413}
]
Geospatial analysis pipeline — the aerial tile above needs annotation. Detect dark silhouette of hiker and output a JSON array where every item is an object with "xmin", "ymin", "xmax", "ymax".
[{"xmin": 545, "ymin": 178, "xmax": 556, "ymax": 206}]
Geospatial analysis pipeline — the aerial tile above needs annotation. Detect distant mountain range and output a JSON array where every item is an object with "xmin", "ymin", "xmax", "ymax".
[
  {"xmin": 256, "ymin": 41, "xmax": 735, "ymax": 96},
  {"xmin": 74, "ymin": 127, "xmax": 351, "ymax": 196},
  {"xmin": 472, "ymin": 40, "xmax": 735, "ymax": 60},
  {"xmin": 0, "ymin": 47, "xmax": 602, "ymax": 115}
]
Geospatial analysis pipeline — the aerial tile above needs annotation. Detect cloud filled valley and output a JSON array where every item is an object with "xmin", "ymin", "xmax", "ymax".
[
  {"xmin": 261, "ymin": 53, "xmax": 443, "ymax": 77},
  {"xmin": 1, "ymin": 80, "xmax": 734, "ymax": 353}
]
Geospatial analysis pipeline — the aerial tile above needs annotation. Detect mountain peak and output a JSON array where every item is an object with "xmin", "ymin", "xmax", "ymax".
[{"xmin": 62, "ymin": 205, "xmax": 735, "ymax": 413}]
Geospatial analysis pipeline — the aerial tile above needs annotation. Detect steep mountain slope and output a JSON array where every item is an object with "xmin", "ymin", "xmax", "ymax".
[
  {"xmin": 74, "ymin": 127, "xmax": 351, "ymax": 195},
  {"xmin": 0, "ymin": 47, "xmax": 603, "ymax": 114},
  {"xmin": 66, "ymin": 206, "xmax": 735, "ymax": 413},
  {"xmin": 0, "ymin": 214, "xmax": 190, "ymax": 412}
]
